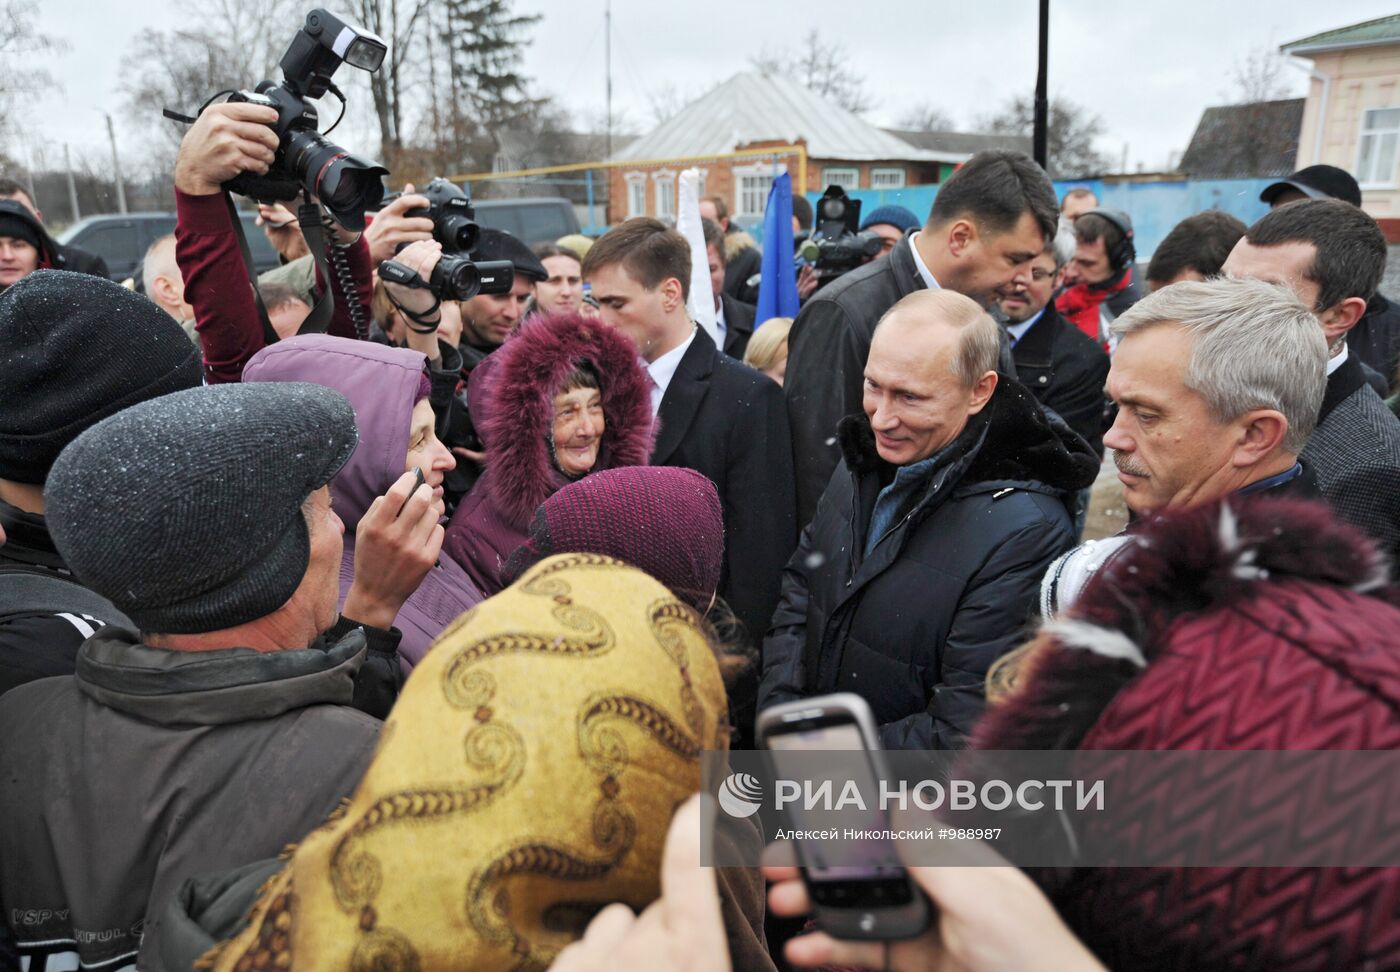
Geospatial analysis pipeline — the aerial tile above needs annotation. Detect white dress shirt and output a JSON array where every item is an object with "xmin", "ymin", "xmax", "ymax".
[
  {"xmin": 1327, "ymin": 341, "xmax": 1349, "ymax": 377},
  {"xmin": 647, "ymin": 326, "xmax": 698, "ymax": 416},
  {"xmin": 907, "ymin": 232, "xmax": 943, "ymax": 291}
]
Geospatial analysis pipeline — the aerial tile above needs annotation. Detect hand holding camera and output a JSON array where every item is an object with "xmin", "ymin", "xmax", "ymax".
[
  {"xmin": 364, "ymin": 184, "xmax": 436, "ymax": 266},
  {"xmin": 380, "ymin": 240, "xmax": 446, "ymax": 333},
  {"xmin": 175, "ymin": 103, "xmax": 280, "ymax": 197}
]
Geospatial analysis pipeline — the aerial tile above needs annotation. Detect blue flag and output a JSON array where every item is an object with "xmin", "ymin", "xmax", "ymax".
[{"xmin": 755, "ymin": 171, "xmax": 800, "ymax": 324}]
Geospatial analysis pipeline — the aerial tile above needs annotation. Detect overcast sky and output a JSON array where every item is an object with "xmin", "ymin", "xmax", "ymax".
[{"xmin": 15, "ymin": 0, "xmax": 1400, "ymax": 177}]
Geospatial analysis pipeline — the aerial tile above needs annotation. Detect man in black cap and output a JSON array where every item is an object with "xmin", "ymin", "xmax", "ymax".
[
  {"xmin": 0, "ymin": 198, "xmax": 61, "ymax": 291},
  {"xmin": 0, "ymin": 177, "xmax": 110, "ymax": 279},
  {"xmin": 0, "ymin": 380, "xmax": 444, "ymax": 972},
  {"xmin": 456, "ymin": 225, "xmax": 548, "ymax": 368},
  {"xmin": 1259, "ymin": 164, "xmax": 1364, "ymax": 209},
  {"xmin": 0, "ymin": 270, "xmax": 202, "ymax": 694},
  {"xmin": 1259, "ymin": 164, "xmax": 1400, "ymax": 388}
]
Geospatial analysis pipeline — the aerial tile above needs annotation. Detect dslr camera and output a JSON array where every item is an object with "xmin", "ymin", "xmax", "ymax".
[
  {"xmin": 223, "ymin": 9, "xmax": 388, "ymax": 231},
  {"xmin": 379, "ymin": 178, "xmax": 514, "ymax": 301},
  {"xmin": 804, "ymin": 185, "xmax": 883, "ymax": 286}
]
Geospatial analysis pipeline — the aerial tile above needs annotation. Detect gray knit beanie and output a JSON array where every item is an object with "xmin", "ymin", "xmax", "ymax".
[
  {"xmin": 45, "ymin": 382, "xmax": 359, "ymax": 634},
  {"xmin": 0, "ymin": 269, "xmax": 203, "ymax": 484}
]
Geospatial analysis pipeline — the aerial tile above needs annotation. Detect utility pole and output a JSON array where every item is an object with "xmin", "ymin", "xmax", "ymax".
[
  {"xmin": 63, "ymin": 144, "xmax": 81, "ymax": 222},
  {"xmin": 104, "ymin": 112, "xmax": 128, "ymax": 214},
  {"xmin": 605, "ymin": 0, "xmax": 613, "ymax": 159},
  {"xmin": 1033, "ymin": 0, "xmax": 1049, "ymax": 170}
]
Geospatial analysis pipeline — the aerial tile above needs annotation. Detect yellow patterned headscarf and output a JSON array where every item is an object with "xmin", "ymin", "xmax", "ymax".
[{"xmin": 200, "ymin": 553, "xmax": 730, "ymax": 972}]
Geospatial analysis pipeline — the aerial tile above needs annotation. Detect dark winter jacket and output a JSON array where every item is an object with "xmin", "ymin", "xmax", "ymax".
[
  {"xmin": 974, "ymin": 496, "xmax": 1400, "ymax": 971},
  {"xmin": 1300, "ymin": 351, "xmax": 1400, "ymax": 568},
  {"xmin": 0, "ymin": 499, "xmax": 134, "ymax": 696},
  {"xmin": 1010, "ymin": 304, "xmax": 1111, "ymax": 457},
  {"xmin": 443, "ymin": 313, "xmax": 655, "ymax": 595},
  {"xmin": 1349, "ymin": 292, "xmax": 1400, "ymax": 393},
  {"xmin": 243, "ymin": 335, "xmax": 484, "ymax": 673},
  {"xmin": 0, "ymin": 623, "xmax": 382, "ymax": 972},
  {"xmin": 57, "ymin": 243, "xmax": 109, "ymax": 279},
  {"xmin": 784, "ymin": 232, "xmax": 1019, "ymax": 526},
  {"xmin": 759, "ymin": 378, "xmax": 1099, "ymax": 750},
  {"xmin": 719, "ymin": 292, "xmax": 757, "ymax": 359}
]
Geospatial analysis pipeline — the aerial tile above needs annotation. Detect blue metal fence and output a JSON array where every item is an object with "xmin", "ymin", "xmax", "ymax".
[{"xmin": 803, "ymin": 178, "xmax": 1276, "ymax": 260}]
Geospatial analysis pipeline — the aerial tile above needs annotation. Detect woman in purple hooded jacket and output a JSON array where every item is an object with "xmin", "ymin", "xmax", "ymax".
[
  {"xmin": 242, "ymin": 334, "xmax": 483, "ymax": 672},
  {"xmin": 442, "ymin": 310, "xmax": 655, "ymax": 595}
]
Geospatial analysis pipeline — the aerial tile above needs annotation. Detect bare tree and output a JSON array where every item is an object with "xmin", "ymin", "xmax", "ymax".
[
  {"xmin": 353, "ymin": 0, "xmax": 433, "ymax": 173},
  {"xmin": 895, "ymin": 101, "xmax": 956, "ymax": 132},
  {"xmin": 1225, "ymin": 45, "xmax": 1295, "ymax": 105},
  {"xmin": 979, "ymin": 95, "xmax": 1109, "ymax": 178},
  {"xmin": 750, "ymin": 29, "xmax": 874, "ymax": 115},
  {"xmin": 0, "ymin": 1, "xmax": 61, "ymax": 158},
  {"xmin": 645, "ymin": 82, "xmax": 712, "ymax": 127}
]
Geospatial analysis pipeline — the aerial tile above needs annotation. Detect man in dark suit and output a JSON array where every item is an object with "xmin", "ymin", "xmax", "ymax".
[
  {"xmin": 582, "ymin": 218, "xmax": 797, "ymax": 657},
  {"xmin": 1223, "ymin": 198, "xmax": 1400, "ymax": 566},
  {"xmin": 702, "ymin": 217, "xmax": 756, "ymax": 359},
  {"xmin": 999, "ymin": 223, "xmax": 1110, "ymax": 456}
]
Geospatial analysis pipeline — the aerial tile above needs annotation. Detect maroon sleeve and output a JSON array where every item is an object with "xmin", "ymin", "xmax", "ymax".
[
  {"xmin": 174, "ymin": 189, "xmax": 265, "ymax": 384},
  {"xmin": 318, "ymin": 234, "xmax": 374, "ymax": 340}
]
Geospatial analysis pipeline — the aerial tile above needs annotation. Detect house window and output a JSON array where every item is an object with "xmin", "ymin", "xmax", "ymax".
[
  {"xmin": 870, "ymin": 167, "xmax": 906, "ymax": 189},
  {"xmin": 822, "ymin": 166, "xmax": 860, "ymax": 190},
  {"xmin": 1357, "ymin": 107, "xmax": 1400, "ymax": 188},
  {"xmin": 654, "ymin": 172, "xmax": 676, "ymax": 220},
  {"xmin": 736, "ymin": 168, "xmax": 773, "ymax": 218},
  {"xmin": 626, "ymin": 173, "xmax": 646, "ymax": 217}
]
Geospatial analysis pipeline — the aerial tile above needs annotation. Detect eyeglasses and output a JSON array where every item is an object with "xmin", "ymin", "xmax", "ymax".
[{"xmin": 1029, "ymin": 268, "xmax": 1057, "ymax": 283}]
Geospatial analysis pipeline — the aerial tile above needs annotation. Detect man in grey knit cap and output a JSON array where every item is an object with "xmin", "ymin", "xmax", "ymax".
[{"xmin": 0, "ymin": 381, "xmax": 445, "ymax": 972}]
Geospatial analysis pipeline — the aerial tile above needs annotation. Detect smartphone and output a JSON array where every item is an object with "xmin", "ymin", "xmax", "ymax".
[
  {"xmin": 756, "ymin": 693, "xmax": 932, "ymax": 940},
  {"xmin": 399, "ymin": 466, "xmax": 425, "ymax": 516}
]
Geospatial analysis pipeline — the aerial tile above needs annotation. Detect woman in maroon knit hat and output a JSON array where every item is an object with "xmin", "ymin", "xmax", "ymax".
[
  {"xmin": 974, "ymin": 495, "xmax": 1400, "ymax": 971},
  {"xmin": 442, "ymin": 311, "xmax": 654, "ymax": 595}
]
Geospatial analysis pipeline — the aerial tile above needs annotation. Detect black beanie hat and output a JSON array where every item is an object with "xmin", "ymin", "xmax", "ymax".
[
  {"xmin": 0, "ymin": 212, "xmax": 41, "ymax": 251},
  {"xmin": 0, "ymin": 269, "xmax": 204, "ymax": 484},
  {"xmin": 473, "ymin": 227, "xmax": 549, "ymax": 281},
  {"xmin": 45, "ymin": 382, "xmax": 359, "ymax": 634}
]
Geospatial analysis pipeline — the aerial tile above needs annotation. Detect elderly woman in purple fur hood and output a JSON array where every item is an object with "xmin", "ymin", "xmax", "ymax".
[
  {"xmin": 242, "ymin": 334, "xmax": 483, "ymax": 673},
  {"xmin": 442, "ymin": 310, "xmax": 655, "ymax": 595}
]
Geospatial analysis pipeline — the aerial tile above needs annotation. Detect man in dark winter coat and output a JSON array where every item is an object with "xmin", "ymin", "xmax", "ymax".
[
  {"xmin": 1001, "ymin": 221, "xmax": 1110, "ymax": 457},
  {"xmin": 0, "ymin": 179, "xmax": 110, "ymax": 279},
  {"xmin": 784, "ymin": 151, "xmax": 1058, "ymax": 526},
  {"xmin": 584, "ymin": 218, "xmax": 797, "ymax": 746},
  {"xmin": 760, "ymin": 290, "xmax": 1098, "ymax": 750},
  {"xmin": 1223, "ymin": 199, "xmax": 1400, "ymax": 565},
  {"xmin": 0, "ymin": 382, "xmax": 443, "ymax": 972},
  {"xmin": 0, "ymin": 271, "xmax": 202, "ymax": 695}
]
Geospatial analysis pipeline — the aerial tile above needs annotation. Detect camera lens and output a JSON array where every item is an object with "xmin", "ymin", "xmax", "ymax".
[
  {"xmin": 436, "ymin": 212, "xmax": 478, "ymax": 252},
  {"xmin": 430, "ymin": 254, "xmax": 484, "ymax": 301},
  {"xmin": 285, "ymin": 130, "xmax": 387, "ymax": 231}
]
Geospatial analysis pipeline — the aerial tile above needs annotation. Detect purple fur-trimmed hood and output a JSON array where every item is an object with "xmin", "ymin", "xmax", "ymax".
[{"xmin": 476, "ymin": 311, "xmax": 655, "ymax": 527}]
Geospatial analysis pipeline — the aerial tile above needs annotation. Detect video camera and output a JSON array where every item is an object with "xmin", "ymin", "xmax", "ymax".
[
  {"xmin": 379, "ymin": 178, "xmax": 515, "ymax": 301},
  {"xmin": 803, "ymin": 185, "xmax": 882, "ymax": 285},
  {"xmin": 222, "ymin": 9, "xmax": 388, "ymax": 231}
]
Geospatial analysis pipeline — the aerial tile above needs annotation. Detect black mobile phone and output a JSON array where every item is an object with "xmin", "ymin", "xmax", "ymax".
[
  {"xmin": 756, "ymin": 693, "xmax": 932, "ymax": 940},
  {"xmin": 399, "ymin": 466, "xmax": 425, "ymax": 515}
]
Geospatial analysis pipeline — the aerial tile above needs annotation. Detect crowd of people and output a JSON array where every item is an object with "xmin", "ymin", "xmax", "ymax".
[{"xmin": 3, "ymin": 94, "xmax": 1400, "ymax": 971}]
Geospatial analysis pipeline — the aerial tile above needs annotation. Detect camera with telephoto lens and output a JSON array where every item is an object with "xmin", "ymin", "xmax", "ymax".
[
  {"xmin": 222, "ymin": 9, "xmax": 389, "ymax": 231},
  {"xmin": 408, "ymin": 178, "xmax": 481, "ymax": 252},
  {"xmin": 804, "ymin": 184, "xmax": 883, "ymax": 285},
  {"xmin": 379, "ymin": 254, "xmax": 515, "ymax": 302}
]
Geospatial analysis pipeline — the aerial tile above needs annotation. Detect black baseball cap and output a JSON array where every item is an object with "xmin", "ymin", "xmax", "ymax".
[{"xmin": 1259, "ymin": 165, "xmax": 1362, "ymax": 207}]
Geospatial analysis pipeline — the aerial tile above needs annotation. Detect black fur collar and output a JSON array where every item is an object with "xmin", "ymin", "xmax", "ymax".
[{"xmin": 837, "ymin": 377, "xmax": 1099, "ymax": 491}]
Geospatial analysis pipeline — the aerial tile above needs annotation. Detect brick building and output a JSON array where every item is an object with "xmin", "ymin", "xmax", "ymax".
[{"xmin": 607, "ymin": 72, "xmax": 967, "ymax": 228}]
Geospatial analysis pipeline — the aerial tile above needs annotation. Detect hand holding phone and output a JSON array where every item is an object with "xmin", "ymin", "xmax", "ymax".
[{"xmin": 757, "ymin": 693, "xmax": 932, "ymax": 941}]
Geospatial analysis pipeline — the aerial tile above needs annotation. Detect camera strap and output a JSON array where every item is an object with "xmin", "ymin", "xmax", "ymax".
[
  {"xmin": 295, "ymin": 201, "xmax": 336, "ymax": 336},
  {"xmin": 225, "ymin": 194, "xmax": 282, "ymax": 347}
]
